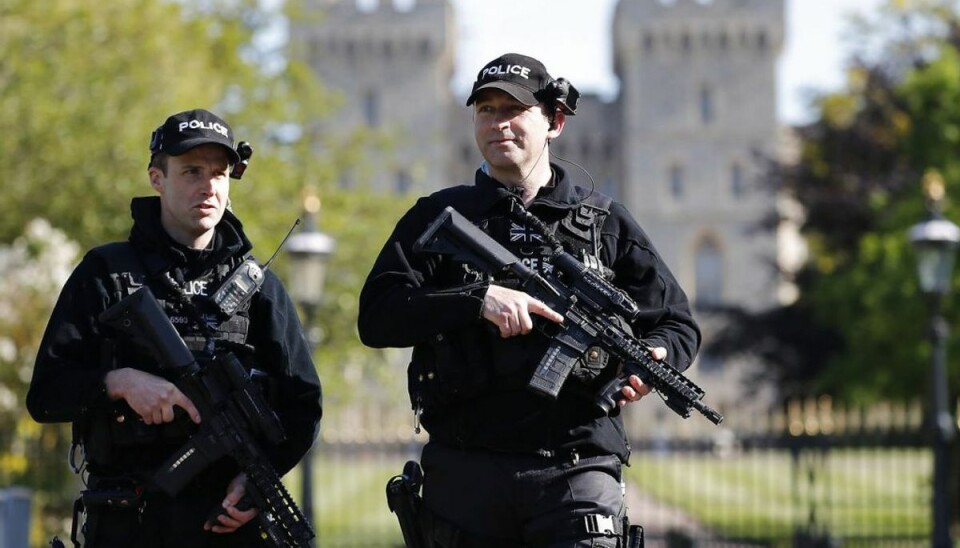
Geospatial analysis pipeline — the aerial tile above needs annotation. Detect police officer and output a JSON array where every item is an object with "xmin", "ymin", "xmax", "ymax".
[
  {"xmin": 358, "ymin": 53, "xmax": 701, "ymax": 547},
  {"xmin": 27, "ymin": 109, "xmax": 323, "ymax": 547}
]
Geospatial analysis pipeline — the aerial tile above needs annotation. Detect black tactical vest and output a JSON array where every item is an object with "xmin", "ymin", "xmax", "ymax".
[
  {"xmin": 79, "ymin": 241, "xmax": 254, "ymax": 469},
  {"xmin": 408, "ymin": 192, "xmax": 615, "ymax": 416}
]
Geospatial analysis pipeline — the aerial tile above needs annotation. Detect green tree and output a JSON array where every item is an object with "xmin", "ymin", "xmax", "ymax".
[
  {"xmin": 0, "ymin": 0, "xmax": 256, "ymax": 247},
  {"xmin": 711, "ymin": 0, "xmax": 960, "ymax": 404}
]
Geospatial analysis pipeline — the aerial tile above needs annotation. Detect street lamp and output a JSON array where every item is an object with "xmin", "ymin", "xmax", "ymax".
[
  {"xmin": 285, "ymin": 189, "xmax": 335, "ymax": 545},
  {"xmin": 908, "ymin": 170, "xmax": 959, "ymax": 548}
]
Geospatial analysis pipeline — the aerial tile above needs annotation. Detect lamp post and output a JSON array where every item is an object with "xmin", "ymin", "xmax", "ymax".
[
  {"xmin": 285, "ymin": 190, "xmax": 335, "ymax": 545},
  {"xmin": 908, "ymin": 171, "xmax": 959, "ymax": 548}
]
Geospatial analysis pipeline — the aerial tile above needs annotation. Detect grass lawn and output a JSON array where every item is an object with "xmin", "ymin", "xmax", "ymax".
[
  {"xmin": 626, "ymin": 448, "xmax": 932, "ymax": 541},
  {"xmin": 304, "ymin": 453, "xmax": 409, "ymax": 547},
  {"xmin": 287, "ymin": 447, "xmax": 934, "ymax": 546}
]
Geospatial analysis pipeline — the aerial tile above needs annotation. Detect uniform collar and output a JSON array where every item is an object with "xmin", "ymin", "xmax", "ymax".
[
  {"xmin": 474, "ymin": 163, "xmax": 589, "ymax": 212},
  {"xmin": 128, "ymin": 196, "xmax": 253, "ymax": 271}
]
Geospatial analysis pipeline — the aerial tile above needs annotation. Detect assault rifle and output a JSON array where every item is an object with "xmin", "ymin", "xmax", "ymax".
[
  {"xmin": 99, "ymin": 286, "xmax": 315, "ymax": 547},
  {"xmin": 413, "ymin": 206, "xmax": 722, "ymax": 425}
]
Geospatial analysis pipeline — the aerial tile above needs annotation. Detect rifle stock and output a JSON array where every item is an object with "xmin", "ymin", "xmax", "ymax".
[{"xmin": 415, "ymin": 206, "xmax": 723, "ymax": 425}]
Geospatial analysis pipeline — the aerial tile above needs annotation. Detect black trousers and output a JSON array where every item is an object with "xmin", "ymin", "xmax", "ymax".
[
  {"xmin": 81, "ymin": 484, "xmax": 263, "ymax": 548},
  {"xmin": 421, "ymin": 441, "xmax": 626, "ymax": 547}
]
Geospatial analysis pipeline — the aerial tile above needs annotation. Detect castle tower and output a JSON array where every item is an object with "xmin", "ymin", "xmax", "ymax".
[
  {"xmin": 611, "ymin": 0, "xmax": 785, "ymax": 410},
  {"xmin": 613, "ymin": 0, "xmax": 785, "ymax": 313},
  {"xmin": 291, "ymin": 0, "xmax": 455, "ymax": 193}
]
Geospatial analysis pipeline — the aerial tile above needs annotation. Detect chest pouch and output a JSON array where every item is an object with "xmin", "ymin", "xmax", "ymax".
[{"xmin": 407, "ymin": 326, "xmax": 492, "ymax": 414}]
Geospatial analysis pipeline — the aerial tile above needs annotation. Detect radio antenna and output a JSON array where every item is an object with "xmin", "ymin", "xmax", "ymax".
[{"xmin": 263, "ymin": 218, "xmax": 302, "ymax": 271}]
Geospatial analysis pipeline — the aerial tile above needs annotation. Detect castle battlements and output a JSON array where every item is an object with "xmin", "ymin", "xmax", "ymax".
[
  {"xmin": 614, "ymin": 0, "xmax": 784, "ymax": 56},
  {"xmin": 615, "ymin": 0, "xmax": 783, "ymax": 20},
  {"xmin": 296, "ymin": 0, "xmax": 452, "ymax": 63}
]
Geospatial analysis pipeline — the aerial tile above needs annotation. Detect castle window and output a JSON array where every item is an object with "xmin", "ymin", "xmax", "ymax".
[
  {"xmin": 757, "ymin": 31, "xmax": 768, "ymax": 50},
  {"xmin": 396, "ymin": 170, "xmax": 412, "ymax": 193},
  {"xmin": 669, "ymin": 164, "xmax": 684, "ymax": 199},
  {"xmin": 420, "ymin": 38, "xmax": 431, "ymax": 57},
  {"xmin": 643, "ymin": 33, "xmax": 654, "ymax": 52},
  {"xmin": 718, "ymin": 32, "xmax": 728, "ymax": 50},
  {"xmin": 681, "ymin": 32, "xmax": 691, "ymax": 53},
  {"xmin": 363, "ymin": 90, "xmax": 380, "ymax": 127},
  {"xmin": 694, "ymin": 237, "xmax": 723, "ymax": 308},
  {"xmin": 700, "ymin": 85, "xmax": 713, "ymax": 124},
  {"xmin": 603, "ymin": 139, "xmax": 615, "ymax": 161},
  {"xmin": 731, "ymin": 163, "xmax": 744, "ymax": 197}
]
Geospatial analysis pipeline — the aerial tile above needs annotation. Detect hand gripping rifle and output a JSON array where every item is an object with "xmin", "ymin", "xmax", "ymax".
[
  {"xmin": 413, "ymin": 206, "xmax": 722, "ymax": 425},
  {"xmin": 98, "ymin": 286, "xmax": 315, "ymax": 547}
]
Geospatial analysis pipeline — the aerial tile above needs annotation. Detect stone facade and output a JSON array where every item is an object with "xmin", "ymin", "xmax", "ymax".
[{"xmin": 292, "ymin": 0, "xmax": 787, "ymax": 409}]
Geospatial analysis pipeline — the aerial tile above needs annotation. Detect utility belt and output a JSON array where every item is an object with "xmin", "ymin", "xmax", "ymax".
[
  {"xmin": 69, "ymin": 476, "xmax": 146, "ymax": 548},
  {"xmin": 386, "ymin": 460, "xmax": 643, "ymax": 548}
]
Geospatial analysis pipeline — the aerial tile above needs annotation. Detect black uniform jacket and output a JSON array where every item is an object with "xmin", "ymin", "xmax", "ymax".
[
  {"xmin": 358, "ymin": 166, "xmax": 699, "ymax": 462},
  {"xmin": 27, "ymin": 197, "xmax": 322, "ymax": 476}
]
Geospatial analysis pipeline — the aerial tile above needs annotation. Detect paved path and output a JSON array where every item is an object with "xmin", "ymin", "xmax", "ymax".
[{"xmin": 624, "ymin": 481, "xmax": 711, "ymax": 547}]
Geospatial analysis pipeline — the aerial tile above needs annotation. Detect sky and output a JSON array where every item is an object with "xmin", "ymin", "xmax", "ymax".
[{"xmin": 444, "ymin": 0, "xmax": 886, "ymax": 126}]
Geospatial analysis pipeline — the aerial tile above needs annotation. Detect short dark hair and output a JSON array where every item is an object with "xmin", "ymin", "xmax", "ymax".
[{"xmin": 148, "ymin": 152, "xmax": 170, "ymax": 175}]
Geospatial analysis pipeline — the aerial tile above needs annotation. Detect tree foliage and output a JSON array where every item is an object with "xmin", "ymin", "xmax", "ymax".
[{"xmin": 710, "ymin": 0, "xmax": 960, "ymax": 404}]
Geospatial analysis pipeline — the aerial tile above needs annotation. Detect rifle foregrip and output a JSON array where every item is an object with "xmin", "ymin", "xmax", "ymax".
[
  {"xmin": 595, "ymin": 375, "xmax": 629, "ymax": 415},
  {"xmin": 595, "ymin": 366, "xmax": 724, "ymax": 425}
]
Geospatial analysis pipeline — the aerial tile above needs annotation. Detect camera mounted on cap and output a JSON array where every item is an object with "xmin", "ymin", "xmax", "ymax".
[
  {"xmin": 229, "ymin": 141, "xmax": 253, "ymax": 180},
  {"xmin": 537, "ymin": 78, "xmax": 580, "ymax": 116},
  {"xmin": 149, "ymin": 127, "xmax": 163, "ymax": 154}
]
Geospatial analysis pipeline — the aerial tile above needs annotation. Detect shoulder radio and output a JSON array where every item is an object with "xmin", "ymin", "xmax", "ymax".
[{"xmin": 211, "ymin": 219, "xmax": 301, "ymax": 316}]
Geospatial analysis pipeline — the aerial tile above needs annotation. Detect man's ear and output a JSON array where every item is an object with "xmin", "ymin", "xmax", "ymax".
[
  {"xmin": 548, "ymin": 110, "xmax": 566, "ymax": 139},
  {"xmin": 147, "ymin": 167, "xmax": 164, "ymax": 193}
]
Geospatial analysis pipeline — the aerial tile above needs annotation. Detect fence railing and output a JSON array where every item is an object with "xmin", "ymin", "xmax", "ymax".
[{"xmin": 5, "ymin": 397, "xmax": 956, "ymax": 547}]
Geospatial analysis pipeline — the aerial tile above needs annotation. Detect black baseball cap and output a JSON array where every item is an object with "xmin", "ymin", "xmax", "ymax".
[
  {"xmin": 149, "ymin": 109, "xmax": 240, "ymax": 164},
  {"xmin": 466, "ymin": 53, "xmax": 554, "ymax": 108}
]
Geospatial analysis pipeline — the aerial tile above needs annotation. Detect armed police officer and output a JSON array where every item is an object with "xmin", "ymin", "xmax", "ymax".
[
  {"xmin": 359, "ymin": 53, "xmax": 701, "ymax": 547},
  {"xmin": 27, "ymin": 109, "xmax": 323, "ymax": 547}
]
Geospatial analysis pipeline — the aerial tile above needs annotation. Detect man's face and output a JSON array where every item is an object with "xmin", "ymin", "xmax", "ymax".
[
  {"xmin": 149, "ymin": 143, "xmax": 231, "ymax": 248},
  {"xmin": 473, "ymin": 89, "xmax": 553, "ymax": 181}
]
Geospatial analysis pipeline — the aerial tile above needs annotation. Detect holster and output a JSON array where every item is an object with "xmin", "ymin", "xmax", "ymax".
[
  {"xmin": 386, "ymin": 461, "xmax": 428, "ymax": 548},
  {"xmin": 70, "ymin": 477, "xmax": 144, "ymax": 548},
  {"xmin": 624, "ymin": 520, "xmax": 644, "ymax": 548}
]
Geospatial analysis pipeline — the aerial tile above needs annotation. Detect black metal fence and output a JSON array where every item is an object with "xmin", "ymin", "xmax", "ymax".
[{"xmin": 3, "ymin": 397, "xmax": 955, "ymax": 547}]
